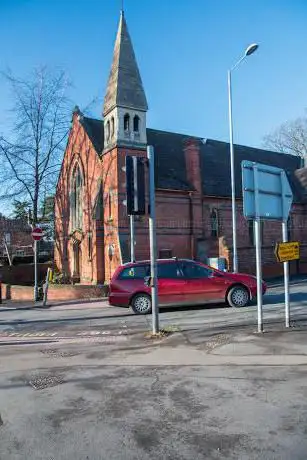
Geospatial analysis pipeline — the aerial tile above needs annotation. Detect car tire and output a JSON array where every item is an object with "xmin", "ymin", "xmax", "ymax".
[
  {"xmin": 130, "ymin": 293, "xmax": 152, "ymax": 315},
  {"xmin": 227, "ymin": 285, "xmax": 249, "ymax": 308}
]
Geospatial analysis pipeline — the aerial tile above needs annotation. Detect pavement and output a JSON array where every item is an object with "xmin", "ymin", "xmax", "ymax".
[{"xmin": 0, "ymin": 280, "xmax": 307, "ymax": 459}]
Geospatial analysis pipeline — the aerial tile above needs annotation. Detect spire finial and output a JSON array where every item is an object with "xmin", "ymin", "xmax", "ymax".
[{"xmin": 121, "ymin": 0, "xmax": 124, "ymax": 14}]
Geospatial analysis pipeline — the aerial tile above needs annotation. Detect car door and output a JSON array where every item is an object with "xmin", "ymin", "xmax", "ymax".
[
  {"xmin": 157, "ymin": 261, "xmax": 186, "ymax": 306},
  {"xmin": 180, "ymin": 261, "xmax": 227, "ymax": 305}
]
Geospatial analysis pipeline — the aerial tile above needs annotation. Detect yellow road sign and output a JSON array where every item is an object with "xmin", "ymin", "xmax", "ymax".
[{"xmin": 275, "ymin": 241, "xmax": 300, "ymax": 263}]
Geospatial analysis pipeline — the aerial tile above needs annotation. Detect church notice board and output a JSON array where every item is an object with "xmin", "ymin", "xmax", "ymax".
[{"xmin": 275, "ymin": 241, "xmax": 300, "ymax": 263}]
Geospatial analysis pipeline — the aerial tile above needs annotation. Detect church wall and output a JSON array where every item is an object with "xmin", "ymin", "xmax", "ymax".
[{"xmin": 54, "ymin": 114, "xmax": 104, "ymax": 284}]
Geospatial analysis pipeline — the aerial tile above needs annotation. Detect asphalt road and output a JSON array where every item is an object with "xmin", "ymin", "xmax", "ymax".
[
  {"xmin": 0, "ymin": 280, "xmax": 307, "ymax": 342},
  {"xmin": 0, "ymin": 280, "xmax": 307, "ymax": 459}
]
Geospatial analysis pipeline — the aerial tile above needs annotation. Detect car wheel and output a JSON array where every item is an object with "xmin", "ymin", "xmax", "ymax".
[
  {"xmin": 227, "ymin": 285, "xmax": 249, "ymax": 308},
  {"xmin": 131, "ymin": 293, "xmax": 152, "ymax": 315}
]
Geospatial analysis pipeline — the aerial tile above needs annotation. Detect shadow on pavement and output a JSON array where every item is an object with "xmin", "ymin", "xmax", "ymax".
[{"xmin": 263, "ymin": 292, "xmax": 307, "ymax": 306}]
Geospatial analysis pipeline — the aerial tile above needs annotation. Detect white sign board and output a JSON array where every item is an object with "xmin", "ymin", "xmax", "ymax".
[
  {"xmin": 241, "ymin": 161, "xmax": 294, "ymax": 333},
  {"xmin": 242, "ymin": 161, "xmax": 293, "ymax": 221}
]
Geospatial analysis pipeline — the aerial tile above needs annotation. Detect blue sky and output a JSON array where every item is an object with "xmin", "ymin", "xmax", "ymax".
[{"xmin": 0, "ymin": 0, "xmax": 307, "ymax": 148}]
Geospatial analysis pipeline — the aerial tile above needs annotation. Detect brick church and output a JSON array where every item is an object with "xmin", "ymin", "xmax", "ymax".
[{"xmin": 54, "ymin": 11, "xmax": 307, "ymax": 284}]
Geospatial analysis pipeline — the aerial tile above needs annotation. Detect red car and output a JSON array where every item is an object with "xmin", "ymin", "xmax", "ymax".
[{"xmin": 109, "ymin": 258, "xmax": 267, "ymax": 314}]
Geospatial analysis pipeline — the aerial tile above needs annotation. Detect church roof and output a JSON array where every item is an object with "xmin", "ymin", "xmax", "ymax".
[
  {"xmin": 80, "ymin": 116, "xmax": 104, "ymax": 154},
  {"xmin": 103, "ymin": 12, "xmax": 148, "ymax": 116},
  {"xmin": 81, "ymin": 116, "xmax": 307, "ymax": 202}
]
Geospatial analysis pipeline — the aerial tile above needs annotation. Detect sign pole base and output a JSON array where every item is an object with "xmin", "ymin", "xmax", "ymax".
[
  {"xmin": 282, "ymin": 221, "xmax": 290, "ymax": 328},
  {"xmin": 255, "ymin": 219, "xmax": 263, "ymax": 333}
]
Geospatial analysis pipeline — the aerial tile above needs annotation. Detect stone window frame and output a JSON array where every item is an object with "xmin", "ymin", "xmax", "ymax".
[
  {"xmin": 106, "ymin": 120, "xmax": 111, "ymax": 141},
  {"xmin": 133, "ymin": 115, "xmax": 140, "ymax": 133},
  {"xmin": 124, "ymin": 113, "xmax": 130, "ymax": 132},
  {"xmin": 70, "ymin": 162, "xmax": 84, "ymax": 231},
  {"xmin": 108, "ymin": 189, "xmax": 113, "ymax": 222},
  {"xmin": 111, "ymin": 117, "xmax": 115, "ymax": 138}
]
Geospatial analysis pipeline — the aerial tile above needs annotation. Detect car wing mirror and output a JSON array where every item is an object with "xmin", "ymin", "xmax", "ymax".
[{"xmin": 144, "ymin": 276, "xmax": 152, "ymax": 287}]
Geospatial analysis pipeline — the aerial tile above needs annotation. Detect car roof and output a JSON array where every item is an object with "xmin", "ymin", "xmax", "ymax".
[{"xmin": 120, "ymin": 258, "xmax": 197, "ymax": 268}]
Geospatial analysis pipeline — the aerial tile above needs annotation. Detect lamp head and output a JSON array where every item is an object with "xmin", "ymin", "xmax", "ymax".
[{"xmin": 245, "ymin": 43, "xmax": 259, "ymax": 56}]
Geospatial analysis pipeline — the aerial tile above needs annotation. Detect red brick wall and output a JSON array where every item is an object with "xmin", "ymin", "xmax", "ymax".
[
  {"xmin": 201, "ymin": 197, "xmax": 307, "ymax": 275},
  {"xmin": 1, "ymin": 283, "xmax": 108, "ymax": 301},
  {"xmin": 0, "ymin": 262, "xmax": 51, "ymax": 285},
  {"xmin": 55, "ymin": 116, "xmax": 307, "ymax": 285},
  {"xmin": 101, "ymin": 146, "xmax": 148, "ymax": 281},
  {"xmin": 0, "ymin": 218, "xmax": 33, "ymax": 259},
  {"xmin": 54, "ymin": 114, "xmax": 104, "ymax": 285}
]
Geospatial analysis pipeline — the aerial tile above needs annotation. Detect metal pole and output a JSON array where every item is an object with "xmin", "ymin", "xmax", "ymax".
[
  {"xmin": 147, "ymin": 145, "xmax": 159, "ymax": 334},
  {"xmin": 3, "ymin": 238, "xmax": 12, "ymax": 266},
  {"xmin": 282, "ymin": 221, "xmax": 290, "ymax": 327},
  {"xmin": 130, "ymin": 215, "xmax": 135, "ymax": 262},
  {"xmin": 34, "ymin": 240, "xmax": 38, "ymax": 302},
  {"xmin": 228, "ymin": 70, "xmax": 238, "ymax": 272},
  {"xmin": 255, "ymin": 219, "xmax": 263, "ymax": 332},
  {"xmin": 43, "ymin": 267, "xmax": 51, "ymax": 307}
]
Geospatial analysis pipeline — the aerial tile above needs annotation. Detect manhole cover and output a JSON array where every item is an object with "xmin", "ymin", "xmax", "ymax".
[
  {"xmin": 40, "ymin": 349, "xmax": 78, "ymax": 358},
  {"xmin": 205, "ymin": 334, "xmax": 231, "ymax": 352},
  {"xmin": 29, "ymin": 374, "xmax": 65, "ymax": 390}
]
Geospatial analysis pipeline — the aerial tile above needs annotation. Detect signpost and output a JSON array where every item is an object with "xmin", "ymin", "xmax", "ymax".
[
  {"xmin": 275, "ymin": 242, "xmax": 300, "ymax": 263},
  {"xmin": 43, "ymin": 267, "xmax": 53, "ymax": 307},
  {"xmin": 32, "ymin": 227, "xmax": 43, "ymax": 302},
  {"xmin": 242, "ymin": 161, "xmax": 294, "ymax": 331},
  {"xmin": 147, "ymin": 146, "xmax": 159, "ymax": 334},
  {"xmin": 125, "ymin": 151, "xmax": 159, "ymax": 334},
  {"xmin": 125, "ymin": 156, "xmax": 146, "ymax": 262}
]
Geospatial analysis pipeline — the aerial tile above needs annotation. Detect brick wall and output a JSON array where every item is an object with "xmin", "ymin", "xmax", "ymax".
[
  {"xmin": 55, "ymin": 116, "xmax": 307, "ymax": 286},
  {"xmin": 0, "ymin": 262, "xmax": 51, "ymax": 285},
  {"xmin": 1, "ymin": 283, "xmax": 108, "ymax": 301},
  {"xmin": 54, "ymin": 114, "xmax": 104, "ymax": 285}
]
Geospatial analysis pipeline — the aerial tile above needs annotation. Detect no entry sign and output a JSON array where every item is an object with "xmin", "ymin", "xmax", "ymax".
[{"xmin": 32, "ymin": 227, "xmax": 43, "ymax": 241}]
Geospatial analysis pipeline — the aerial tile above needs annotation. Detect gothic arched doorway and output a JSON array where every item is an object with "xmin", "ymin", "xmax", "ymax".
[{"xmin": 73, "ymin": 241, "xmax": 81, "ymax": 283}]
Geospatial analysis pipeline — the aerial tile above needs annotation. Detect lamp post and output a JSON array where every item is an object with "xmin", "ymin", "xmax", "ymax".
[{"xmin": 228, "ymin": 43, "xmax": 258, "ymax": 273}]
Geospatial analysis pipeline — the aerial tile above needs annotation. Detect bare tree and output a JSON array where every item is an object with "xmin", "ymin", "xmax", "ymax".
[
  {"xmin": 263, "ymin": 112, "xmax": 307, "ymax": 159},
  {"xmin": 0, "ymin": 67, "xmax": 71, "ymax": 224}
]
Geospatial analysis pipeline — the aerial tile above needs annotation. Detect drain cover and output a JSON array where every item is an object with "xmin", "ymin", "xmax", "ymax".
[
  {"xmin": 205, "ymin": 333, "xmax": 231, "ymax": 351},
  {"xmin": 29, "ymin": 374, "xmax": 65, "ymax": 390},
  {"xmin": 40, "ymin": 349, "xmax": 78, "ymax": 358}
]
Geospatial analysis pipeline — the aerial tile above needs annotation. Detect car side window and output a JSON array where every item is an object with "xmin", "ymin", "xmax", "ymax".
[
  {"xmin": 119, "ymin": 265, "xmax": 149, "ymax": 280},
  {"xmin": 157, "ymin": 262, "xmax": 181, "ymax": 279},
  {"xmin": 181, "ymin": 262, "xmax": 213, "ymax": 279}
]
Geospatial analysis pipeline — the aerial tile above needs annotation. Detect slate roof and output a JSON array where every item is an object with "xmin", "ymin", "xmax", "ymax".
[
  {"xmin": 80, "ymin": 116, "xmax": 307, "ymax": 202},
  {"xmin": 103, "ymin": 12, "xmax": 148, "ymax": 116},
  {"xmin": 80, "ymin": 117, "xmax": 104, "ymax": 154},
  {"xmin": 199, "ymin": 139, "xmax": 303, "ymax": 200},
  {"xmin": 147, "ymin": 128, "xmax": 193, "ymax": 190}
]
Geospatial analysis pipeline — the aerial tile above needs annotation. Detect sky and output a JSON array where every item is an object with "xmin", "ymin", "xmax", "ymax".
[{"xmin": 0, "ymin": 0, "xmax": 307, "ymax": 149}]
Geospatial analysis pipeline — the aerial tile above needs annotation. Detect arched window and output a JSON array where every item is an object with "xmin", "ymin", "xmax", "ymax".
[
  {"xmin": 111, "ymin": 117, "xmax": 115, "ymax": 137},
  {"xmin": 108, "ymin": 189, "xmax": 113, "ymax": 221},
  {"xmin": 124, "ymin": 113, "xmax": 130, "ymax": 132},
  {"xmin": 210, "ymin": 209, "xmax": 219, "ymax": 237},
  {"xmin": 133, "ymin": 115, "xmax": 140, "ymax": 133},
  {"xmin": 106, "ymin": 120, "xmax": 110, "ymax": 141},
  {"xmin": 71, "ymin": 165, "xmax": 83, "ymax": 230}
]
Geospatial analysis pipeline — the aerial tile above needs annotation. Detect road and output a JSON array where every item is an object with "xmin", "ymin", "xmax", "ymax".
[
  {"xmin": 0, "ymin": 280, "xmax": 307, "ymax": 459},
  {"xmin": 0, "ymin": 280, "xmax": 307, "ymax": 342}
]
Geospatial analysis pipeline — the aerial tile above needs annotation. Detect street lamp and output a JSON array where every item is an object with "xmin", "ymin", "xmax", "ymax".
[{"xmin": 228, "ymin": 43, "xmax": 259, "ymax": 273}]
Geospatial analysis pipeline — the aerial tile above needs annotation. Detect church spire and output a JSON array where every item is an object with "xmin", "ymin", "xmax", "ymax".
[{"xmin": 103, "ymin": 11, "xmax": 148, "ymax": 117}]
